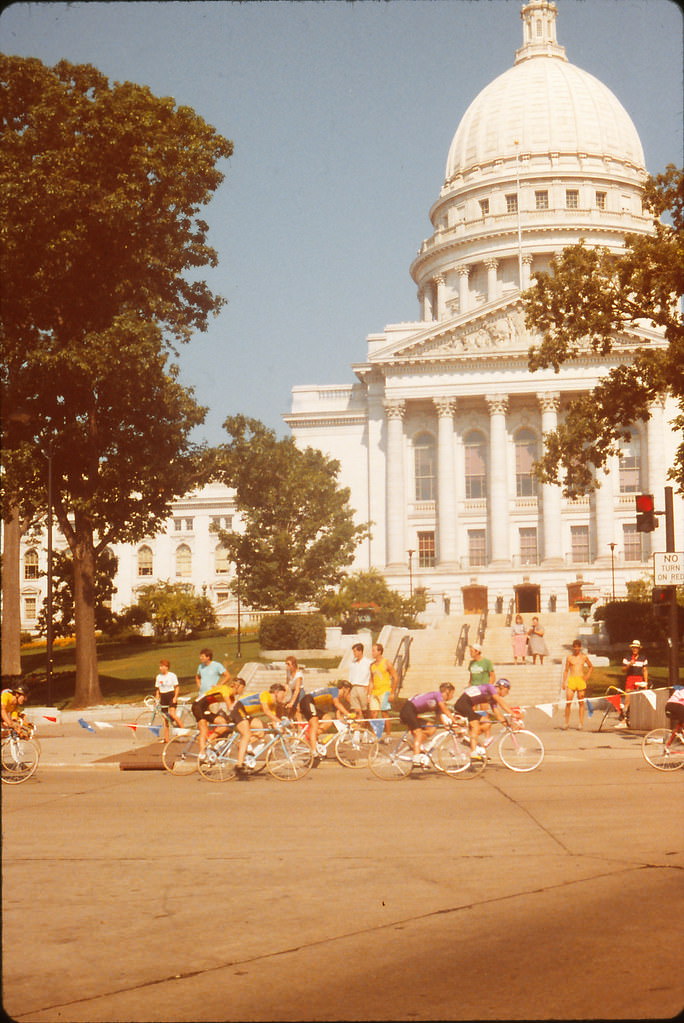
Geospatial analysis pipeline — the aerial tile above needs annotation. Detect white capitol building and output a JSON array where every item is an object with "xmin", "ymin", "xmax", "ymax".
[{"xmin": 17, "ymin": 0, "xmax": 683, "ymax": 629}]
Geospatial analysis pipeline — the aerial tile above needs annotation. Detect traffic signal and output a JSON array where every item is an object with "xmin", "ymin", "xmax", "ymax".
[
  {"xmin": 635, "ymin": 493, "xmax": 658, "ymax": 532},
  {"xmin": 652, "ymin": 586, "xmax": 674, "ymax": 618}
]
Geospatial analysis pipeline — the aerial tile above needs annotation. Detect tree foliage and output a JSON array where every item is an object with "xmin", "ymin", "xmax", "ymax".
[
  {"xmin": 524, "ymin": 165, "xmax": 684, "ymax": 497},
  {"xmin": 1, "ymin": 56, "xmax": 232, "ymax": 705},
  {"xmin": 214, "ymin": 416, "xmax": 369, "ymax": 613},
  {"xmin": 36, "ymin": 548, "xmax": 119, "ymax": 638},
  {"xmin": 125, "ymin": 581, "xmax": 216, "ymax": 641},
  {"xmin": 319, "ymin": 569, "xmax": 427, "ymax": 631}
]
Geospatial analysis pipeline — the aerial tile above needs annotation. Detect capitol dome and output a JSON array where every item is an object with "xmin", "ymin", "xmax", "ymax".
[{"xmin": 445, "ymin": 54, "xmax": 645, "ymax": 182}]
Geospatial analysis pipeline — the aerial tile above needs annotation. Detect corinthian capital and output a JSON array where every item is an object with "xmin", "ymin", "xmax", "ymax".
[
  {"xmin": 434, "ymin": 397, "xmax": 457, "ymax": 418},
  {"xmin": 384, "ymin": 399, "xmax": 406, "ymax": 421},
  {"xmin": 485, "ymin": 394, "xmax": 509, "ymax": 416},
  {"xmin": 537, "ymin": 392, "xmax": 560, "ymax": 414}
]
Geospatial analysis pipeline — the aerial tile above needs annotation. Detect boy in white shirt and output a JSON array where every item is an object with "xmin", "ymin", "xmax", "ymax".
[{"xmin": 155, "ymin": 659, "xmax": 184, "ymax": 742}]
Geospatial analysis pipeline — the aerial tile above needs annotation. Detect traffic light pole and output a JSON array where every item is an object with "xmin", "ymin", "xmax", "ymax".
[{"xmin": 664, "ymin": 486, "xmax": 680, "ymax": 688}]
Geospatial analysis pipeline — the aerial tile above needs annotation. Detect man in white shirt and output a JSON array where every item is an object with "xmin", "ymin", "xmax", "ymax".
[{"xmin": 348, "ymin": 642, "xmax": 372, "ymax": 723}]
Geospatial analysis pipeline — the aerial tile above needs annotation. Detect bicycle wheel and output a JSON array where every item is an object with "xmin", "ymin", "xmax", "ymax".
[
  {"xmin": 266, "ymin": 737, "xmax": 313, "ymax": 781},
  {"xmin": 368, "ymin": 736, "xmax": 413, "ymax": 780},
  {"xmin": 334, "ymin": 728, "xmax": 378, "ymax": 768},
  {"xmin": 1, "ymin": 736, "xmax": 40, "ymax": 784},
  {"xmin": 642, "ymin": 728, "xmax": 684, "ymax": 771},
  {"xmin": 198, "ymin": 735, "xmax": 239, "ymax": 782},
  {"xmin": 134, "ymin": 709, "xmax": 160, "ymax": 743},
  {"xmin": 497, "ymin": 730, "xmax": 544, "ymax": 772},
  {"xmin": 432, "ymin": 732, "xmax": 487, "ymax": 779},
  {"xmin": 162, "ymin": 734, "xmax": 200, "ymax": 775}
]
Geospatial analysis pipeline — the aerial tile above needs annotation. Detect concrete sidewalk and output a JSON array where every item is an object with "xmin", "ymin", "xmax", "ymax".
[{"xmin": 23, "ymin": 702, "xmax": 649, "ymax": 769}]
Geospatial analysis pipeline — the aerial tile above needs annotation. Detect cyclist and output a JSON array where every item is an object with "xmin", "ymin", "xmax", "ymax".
[
  {"xmin": 665, "ymin": 686, "xmax": 684, "ymax": 733},
  {"xmin": 154, "ymin": 659, "xmax": 184, "ymax": 743},
  {"xmin": 298, "ymin": 681, "xmax": 353, "ymax": 765},
  {"xmin": 453, "ymin": 678, "xmax": 516, "ymax": 758},
  {"xmin": 1, "ymin": 684, "xmax": 30, "ymax": 735},
  {"xmin": 399, "ymin": 684, "xmax": 455, "ymax": 765},
  {"xmin": 230, "ymin": 683, "xmax": 291, "ymax": 778},
  {"xmin": 192, "ymin": 677, "xmax": 245, "ymax": 763}
]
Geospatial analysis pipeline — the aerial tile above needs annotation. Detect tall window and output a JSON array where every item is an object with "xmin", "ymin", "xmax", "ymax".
[
  {"xmin": 211, "ymin": 515, "xmax": 233, "ymax": 532},
  {"xmin": 595, "ymin": 190, "xmax": 607, "ymax": 210},
  {"xmin": 619, "ymin": 434, "xmax": 641, "ymax": 493},
  {"xmin": 464, "ymin": 431, "xmax": 487, "ymax": 499},
  {"xmin": 623, "ymin": 523, "xmax": 643, "ymax": 562},
  {"xmin": 417, "ymin": 531, "xmax": 436, "ymax": 568},
  {"xmin": 506, "ymin": 193, "xmax": 518, "ymax": 214},
  {"xmin": 175, "ymin": 543, "xmax": 192, "ymax": 578},
  {"xmin": 468, "ymin": 529, "xmax": 487, "ymax": 567},
  {"xmin": 515, "ymin": 429, "xmax": 538, "ymax": 497},
  {"xmin": 414, "ymin": 433, "xmax": 436, "ymax": 502},
  {"xmin": 24, "ymin": 549, "xmax": 39, "ymax": 580},
  {"xmin": 137, "ymin": 545, "xmax": 153, "ymax": 577},
  {"xmin": 566, "ymin": 189, "xmax": 579, "ymax": 209},
  {"xmin": 571, "ymin": 525, "xmax": 590, "ymax": 564},
  {"xmin": 535, "ymin": 190, "xmax": 548, "ymax": 210},
  {"xmin": 214, "ymin": 544, "xmax": 230, "ymax": 575},
  {"xmin": 479, "ymin": 198, "xmax": 489, "ymax": 215},
  {"xmin": 519, "ymin": 527, "xmax": 538, "ymax": 565},
  {"xmin": 23, "ymin": 596, "xmax": 37, "ymax": 622}
]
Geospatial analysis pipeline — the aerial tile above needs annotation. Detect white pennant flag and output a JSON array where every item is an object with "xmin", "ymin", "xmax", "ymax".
[
  {"xmin": 536, "ymin": 703, "xmax": 554, "ymax": 718},
  {"xmin": 94, "ymin": 721, "xmax": 114, "ymax": 729},
  {"xmin": 641, "ymin": 690, "xmax": 657, "ymax": 710}
]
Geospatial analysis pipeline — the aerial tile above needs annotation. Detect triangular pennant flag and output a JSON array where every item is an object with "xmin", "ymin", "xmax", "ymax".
[
  {"xmin": 94, "ymin": 721, "xmax": 114, "ymax": 729},
  {"xmin": 536, "ymin": 703, "xmax": 554, "ymax": 718},
  {"xmin": 369, "ymin": 719, "xmax": 384, "ymax": 739},
  {"xmin": 125, "ymin": 723, "xmax": 138, "ymax": 731},
  {"xmin": 585, "ymin": 699, "xmax": 594, "ymax": 717},
  {"xmin": 148, "ymin": 725, "xmax": 162, "ymax": 737},
  {"xmin": 77, "ymin": 718, "xmax": 96, "ymax": 733},
  {"xmin": 43, "ymin": 715, "xmax": 58, "ymax": 722},
  {"xmin": 607, "ymin": 694, "xmax": 622, "ymax": 712},
  {"xmin": 641, "ymin": 690, "xmax": 656, "ymax": 709}
]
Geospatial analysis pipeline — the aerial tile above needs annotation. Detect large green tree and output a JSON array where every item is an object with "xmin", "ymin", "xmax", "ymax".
[
  {"xmin": 1, "ymin": 56, "xmax": 232, "ymax": 705},
  {"xmin": 215, "ymin": 416, "xmax": 369, "ymax": 613},
  {"xmin": 524, "ymin": 165, "xmax": 683, "ymax": 497}
]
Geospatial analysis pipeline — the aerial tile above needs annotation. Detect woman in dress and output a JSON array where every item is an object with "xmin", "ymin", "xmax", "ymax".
[
  {"xmin": 527, "ymin": 617, "xmax": 549, "ymax": 664},
  {"xmin": 511, "ymin": 614, "xmax": 528, "ymax": 664}
]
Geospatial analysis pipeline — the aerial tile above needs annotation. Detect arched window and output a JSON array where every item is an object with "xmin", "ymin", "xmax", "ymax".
[
  {"xmin": 619, "ymin": 434, "xmax": 641, "ymax": 493},
  {"xmin": 23, "ymin": 548, "xmax": 39, "ymax": 580},
  {"xmin": 464, "ymin": 430, "xmax": 487, "ymax": 499},
  {"xmin": 414, "ymin": 432, "xmax": 436, "ymax": 501},
  {"xmin": 515, "ymin": 429, "xmax": 539, "ymax": 497},
  {"xmin": 175, "ymin": 543, "xmax": 192, "ymax": 578},
  {"xmin": 214, "ymin": 544, "xmax": 230, "ymax": 575},
  {"xmin": 137, "ymin": 545, "xmax": 153, "ymax": 577}
]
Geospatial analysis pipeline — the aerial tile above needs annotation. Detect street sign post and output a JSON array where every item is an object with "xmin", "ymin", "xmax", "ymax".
[{"xmin": 653, "ymin": 551, "xmax": 684, "ymax": 587}]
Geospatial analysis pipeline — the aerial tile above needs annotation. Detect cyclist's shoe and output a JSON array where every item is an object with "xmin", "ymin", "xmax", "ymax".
[
  {"xmin": 245, "ymin": 754, "xmax": 257, "ymax": 770},
  {"xmin": 315, "ymin": 743, "xmax": 327, "ymax": 758},
  {"xmin": 471, "ymin": 751, "xmax": 485, "ymax": 761},
  {"xmin": 474, "ymin": 745, "xmax": 486, "ymax": 757}
]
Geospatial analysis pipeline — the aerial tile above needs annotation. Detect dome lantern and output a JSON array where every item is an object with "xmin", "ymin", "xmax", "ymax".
[{"xmin": 515, "ymin": 0, "xmax": 567, "ymax": 64}]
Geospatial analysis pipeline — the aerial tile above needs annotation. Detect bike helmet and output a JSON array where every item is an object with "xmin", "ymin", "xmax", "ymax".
[
  {"xmin": 13, "ymin": 684, "xmax": 30, "ymax": 696},
  {"xmin": 495, "ymin": 678, "xmax": 511, "ymax": 689}
]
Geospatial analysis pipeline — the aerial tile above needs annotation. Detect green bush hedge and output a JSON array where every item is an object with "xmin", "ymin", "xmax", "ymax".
[
  {"xmin": 594, "ymin": 600, "xmax": 684, "ymax": 645},
  {"xmin": 259, "ymin": 613, "xmax": 326, "ymax": 650}
]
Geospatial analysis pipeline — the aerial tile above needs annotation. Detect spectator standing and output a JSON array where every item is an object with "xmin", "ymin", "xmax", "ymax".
[
  {"xmin": 511, "ymin": 614, "xmax": 528, "ymax": 664},
  {"xmin": 154, "ymin": 659, "xmax": 184, "ymax": 743},
  {"xmin": 617, "ymin": 640, "xmax": 648, "ymax": 728},
  {"xmin": 369, "ymin": 642, "xmax": 399, "ymax": 740},
  {"xmin": 561, "ymin": 640, "xmax": 593, "ymax": 729},
  {"xmin": 284, "ymin": 655, "xmax": 305, "ymax": 715},
  {"xmin": 195, "ymin": 648, "xmax": 230, "ymax": 698},
  {"xmin": 527, "ymin": 617, "xmax": 549, "ymax": 664},
  {"xmin": 467, "ymin": 642, "xmax": 495, "ymax": 688},
  {"xmin": 348, "ymin": 642, "xmax": 372, "ymax": 725}
]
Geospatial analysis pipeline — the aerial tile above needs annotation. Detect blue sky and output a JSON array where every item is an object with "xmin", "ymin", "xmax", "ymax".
[{"xmin": 2, "ymin": 0, "xmax": 682, "ymax": 443}]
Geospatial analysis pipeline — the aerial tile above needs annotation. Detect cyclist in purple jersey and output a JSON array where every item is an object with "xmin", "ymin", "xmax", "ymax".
[
  {"xmin": 399, "ymin": 683, "xmax": 455, "ymax": 764},
  {"xmin": 454, "ymin": 678, "xmax": 515, "ymax": 758}
]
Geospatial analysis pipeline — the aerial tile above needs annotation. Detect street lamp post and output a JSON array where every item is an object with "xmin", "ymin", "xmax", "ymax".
[
  {"xmin": 41, "ymin": 446, "xmax": 54, "ymax": 707},
  {"xmin": 608, "ymin": 542, "xmax": 616, "ymax": 601},
  {"xmin": 407, "ymin": 549, "xmax": 415, "ymax": 599},
  {"xmin": 236, "ymin": 564, "xmax": 242, "ymax": 659}
]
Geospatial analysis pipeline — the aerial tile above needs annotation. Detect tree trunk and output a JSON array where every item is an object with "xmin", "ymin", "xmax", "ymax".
[
  {"xmin": 71, "ymin": 525, "xmax": 103, "ymax": 708},
  {"xmin": 1, "ymin": 505, "xmax": 23, "ymax": 683}
]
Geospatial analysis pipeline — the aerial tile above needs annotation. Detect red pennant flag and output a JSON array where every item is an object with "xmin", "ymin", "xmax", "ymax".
[
  {"xmin": 43, "ymin": 715, "xmax": 58, "ymax": 722},
  {"xmin": 607, "ymin": 694, "xmax": 622, "ymax": 712}
]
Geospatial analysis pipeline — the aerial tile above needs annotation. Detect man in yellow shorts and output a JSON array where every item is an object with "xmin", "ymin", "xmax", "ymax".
[
  {"xmin": 562, "ymin": 639, "xmax": 593, "ymax": 730},
  {"xmin": 369, "ymin": 643, "xmax": 398, "ymax": 741}
]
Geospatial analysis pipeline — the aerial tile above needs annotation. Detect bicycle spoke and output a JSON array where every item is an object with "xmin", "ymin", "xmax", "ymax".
[
  {"xmin": 497, "ymin": 730, "xmax": 544, "ymax": 772},
  {"xmin": 162, "ymin": 734, "xmax": 200, "ymax": 774},
  {"xmin": 266, "ymin": 737, "xmax": 313, "ymax": 781},
  {"xmin": 432, "ymin": 733, "xmax": 486, "ymax": 778},
  {"xmin": 368, "ymin": 736, "xmax": 413, "ymax": 780},
  {"xmin": 334, "ymin": 728, "xmax": 378, "ymax": 768}
]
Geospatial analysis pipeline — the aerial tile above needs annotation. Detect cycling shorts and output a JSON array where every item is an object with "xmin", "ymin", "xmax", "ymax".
[
  {"xmin": 454, "ymin": 693, "xmax": 485, "ymax": 722},
  {"xmin": 192, "ymin": 698, "xmax": 228, "ymax": 724},
  {"xmin": 665, "ymin": 702, "xmax": 684, "ymax": 724},
  {"xmin": 298, "ymin": 693, "xmax": 318, "ymax": 720},
  {"xmin": 399, "ymin": 700, "xmax": 427, "ymax": 731}
]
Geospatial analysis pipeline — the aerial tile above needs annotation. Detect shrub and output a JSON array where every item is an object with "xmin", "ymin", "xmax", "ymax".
[
  {"xmin": 594, "ymin": 600, "xmax": 684, "ymax": 645},
  {"xmin": 259, "ymin": 613, "xmax": 326, "ymax": 650}
]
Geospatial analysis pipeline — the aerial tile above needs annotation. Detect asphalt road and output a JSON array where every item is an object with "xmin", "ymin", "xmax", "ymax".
[{"xmin": 2, "ymin": 732, "xmax": 683, "ymax": 1023}]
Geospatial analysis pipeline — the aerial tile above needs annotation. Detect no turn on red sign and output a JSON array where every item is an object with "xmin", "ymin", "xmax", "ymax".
[{"xmin": 653, "ymin": 552, "xmax": 684, "ymax": 586}]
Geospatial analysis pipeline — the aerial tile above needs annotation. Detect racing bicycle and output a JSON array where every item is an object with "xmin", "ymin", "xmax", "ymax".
[
  {"xmin": 368, "ymin": 721, "xmax": 486, "ymax": 781},
  {"xmin": 1, "ymin": 728, "xmax": 40, "ymax": 784},
  {"xmin": 641, "ymin": 722, "xmax": 684, "ymax": 771},
  {"xmin": 482, "ymin": 712, "xmax": 544, "ymax": 772}
]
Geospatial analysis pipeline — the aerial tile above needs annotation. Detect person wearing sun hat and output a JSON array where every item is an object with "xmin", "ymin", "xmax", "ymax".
[
  {"xmin": 466, "ymin": 641, "xmax": 495, "ymax": 689},
  {"xmin": 617, "ymin": 640, "xmax": 648, "ymax": 728}
]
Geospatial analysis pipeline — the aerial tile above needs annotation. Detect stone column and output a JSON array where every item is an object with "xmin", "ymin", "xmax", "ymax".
[
  {"xmin": 486, "ymin": 395, "xmax": 510, "ymax": 565},
  {"xmin": 485, "ymin": 258, "xmax": 499, "ymax": 303},
  {"xmin": 457, "ymin": 264, "xmax": 470, "ymax": 315},
  {"xmin": 537, "ymin": 392, "xmax": 563, "ymax": 566},
  {"xmin": 435, "ymin": 397, "xmax": 458, "ymax": 568},
  {"xmin": 522, "ymin": 254, "xmax": 533, "ymax": 290},
  {"xmin": 435, "ymin": 273, "xmax": 446, "ymax": 320},
  {"xmin": 384, "ymin": 399, "xmax": 406, "ymax": 569},
  {"xmin": 647, "ymin": 395, "xmax": 667, "ymax": 554},
  {"xmin": 593, "ymin": 462, "xmax": 615, "ymax": 565}
]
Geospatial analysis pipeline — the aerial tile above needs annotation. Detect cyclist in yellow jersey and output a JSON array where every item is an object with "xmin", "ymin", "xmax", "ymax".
[
  {"xmin": 370, "ymin": 643, "xmax": 398, "ymax": 741},
  {"xmin": 1, "ymin": 684, "xmax": 29, "ymax": 735},
  {"xmin": 298, "ymin": 681, "xmax": 353, "ymax": 764},
  {"xmin": 229, "ymin": 683, "xmax": 289, "ymax": 779},
  {"xmin": 192, "ymin": 677, "xmax": 246, "ymax": 760}
]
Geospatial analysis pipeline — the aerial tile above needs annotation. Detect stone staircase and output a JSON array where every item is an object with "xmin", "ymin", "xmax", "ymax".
[{"xmin": 402, "ymin": 612, "xmax": 584, "ymax": 706}]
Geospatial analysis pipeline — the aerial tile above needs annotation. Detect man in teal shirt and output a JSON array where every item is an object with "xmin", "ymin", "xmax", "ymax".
[{"xmin": 195, "ymin": 647, "xmax": 230, "ymax": 697}]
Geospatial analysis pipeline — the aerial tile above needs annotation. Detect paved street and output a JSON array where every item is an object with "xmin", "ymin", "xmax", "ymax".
[{"xmin": 2, "ymin": 719, "xmax": 683, "ymax": 1022}]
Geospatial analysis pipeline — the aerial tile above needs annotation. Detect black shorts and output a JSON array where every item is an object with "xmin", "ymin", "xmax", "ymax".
[
  {"xmin": 454, "ymin": 694, "xmax": 481, "ymax": 723},
  {"xmin": 298, "ymin": 693, "xmax": 318, "ymax": 721},
  {"xmin": 666, "ymin": 702, "xmax": 684, "ymax": 724},
  {"xmin": 159, "ymin": 692, "xmax": 176, "ymax": 709},
  {"xmin": 229, "ymin": 702, "xmax": 249, "ymax": 725},
  {"xmin": 192, "ymin": 698, "xmax": 228, "ymax": 724},
  {"xmin": 399, "ymin": 701, "xmax": 427, "ymax": 731}
]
